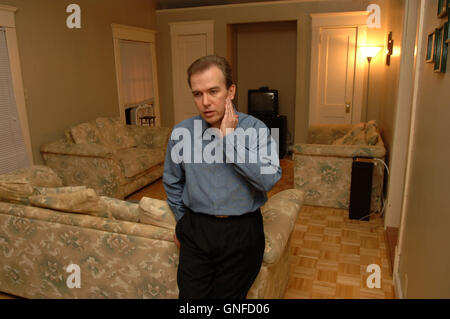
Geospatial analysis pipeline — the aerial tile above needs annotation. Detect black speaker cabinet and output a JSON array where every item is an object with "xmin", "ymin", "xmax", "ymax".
[
  {"xmin": 253, "ymin": 114, "xmax": 287, "ymax": 158},
  {"xmin": 349, "ymin": 158, "xmax": 374, "ymax": 221}
]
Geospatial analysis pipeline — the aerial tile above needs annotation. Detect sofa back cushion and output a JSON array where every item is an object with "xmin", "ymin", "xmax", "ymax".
[
  {"xmin": 100, "ymin": 196, "xmax": 140, "ymax": 222},
  {"xmin": 0, "ymin": 165, "xmax": 63, "ymax": 188},
  {"xmin": 139, "ymin": 197, "xmax": 176, "ymax": 230},
  {"xmin": 28, "ymin": 188, "xmax": 111, "ymax": 218},
  {"xmin": 332, "ymin": 122, "xmax": 366, "ymax": 145},
  {"xmin": 0, "ymin": 178, "xmax": 34, "ymax": 204},
  {"xmin": 95, "ymin": 117, "xmax": 137, "ymax": 149},
  {"xmin": 70, "ymin": 122, "xmax": 105, "ymax": 145},
  {"xmin": 365, "ymin": 120, "xmax": 379, "ymax": 145}
]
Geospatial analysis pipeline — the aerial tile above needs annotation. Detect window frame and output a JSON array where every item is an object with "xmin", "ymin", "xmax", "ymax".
[{"xmin": 0, "ymin": 5, "xmax": 33, "ymax": 166}]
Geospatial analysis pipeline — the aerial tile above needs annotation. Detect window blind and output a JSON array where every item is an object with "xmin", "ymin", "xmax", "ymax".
[
  {"xmin": 119, "ymin": 40, "xmax": 154, "ymax": 106},
  {"xmin": 0, "ymin": 29, "xmax": 29, "ymax": 174}
]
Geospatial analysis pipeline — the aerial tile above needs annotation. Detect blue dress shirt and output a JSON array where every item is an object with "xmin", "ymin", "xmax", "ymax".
[{"xmin": 163, "ymin": 112, "xmax": 282, "ymax": 222}]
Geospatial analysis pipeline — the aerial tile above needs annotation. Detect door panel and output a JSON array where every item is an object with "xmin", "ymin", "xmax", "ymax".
[
  {"xmin": 317, "ymin": 27, "xmax": 356, "ymax": 124},
  {"xmin": 175, "ymin": 34, "xmax": 207, "ymax": 123},
  {"xmin": 170, "ymin": 21, "xmax": 214, "ymax": 125}
]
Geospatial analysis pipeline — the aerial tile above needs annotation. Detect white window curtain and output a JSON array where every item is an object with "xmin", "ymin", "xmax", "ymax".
[
  {"xmin": 119, "ymin": 40, "xmax": 154, "ymax": 106},
  {"xmin": 0, "ymin": 28, "xmax": 29, "ymax": 174}
]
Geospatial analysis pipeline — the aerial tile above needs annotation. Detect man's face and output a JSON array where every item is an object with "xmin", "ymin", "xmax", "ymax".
[{"xmin": 190, "ymin": 66, "xmax": 236, "ymax": 128}]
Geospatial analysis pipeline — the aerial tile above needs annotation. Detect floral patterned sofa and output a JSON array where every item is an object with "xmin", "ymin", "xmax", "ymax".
[
  {"xmin": 0, "ymin": 165, "xmax": 304, "ymax": 299},
  {"xmin": 292, "ymin": 120, "xmax": 386, "ymax": 211},
  {"xmin": 40, "ymin": 117, "xmax": 171, "ymax": 199}
]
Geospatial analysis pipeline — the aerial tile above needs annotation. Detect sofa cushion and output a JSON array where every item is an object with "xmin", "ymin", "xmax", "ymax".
[
  {"xmin": 332, "ymin": 122, "xmax": 366, "ymax": 145},
  {"xmin": 139, "ymin": 197, "xmax": 175, "ymax": 230},
  {"xmin": 0, "ymin": 178, "xmax": 34, "ymax": 204},
  {"xmin": 33, "ymin": 186, "xmax": 87, "ymax": 195},
  {"xmin": 0, "ymin": 165, "xmax": 63, "ymax": 188},
  {"xmin": 70, "ymin": 122, "xmax": 105, "ymax": 145},
  {"xmin": 28, "ymin": 188, "xmax": 110, "ymax": 218},
  {"xmin": 95, "ymin": 117, "xmax": 137, "ymax": 149},
  {"xmin": 100, "ymin": 196, "xmax": 140, "ymax": 222},
  {"xmin": 365, "ymin": 120, "xmax": 379, "ymax": 145},
  {"xmin": 114, "ymin": 148, "xmax": 165, "ymax": 178}
]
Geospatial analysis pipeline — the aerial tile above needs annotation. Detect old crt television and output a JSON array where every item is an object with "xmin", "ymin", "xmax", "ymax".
[{"xmin": 248, "ymin": 87, "xmax": 278, "ymax": 116}]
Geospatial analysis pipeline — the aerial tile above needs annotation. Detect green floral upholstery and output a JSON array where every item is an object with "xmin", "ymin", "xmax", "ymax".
[
  {"xmin": 41, "ymin": 118, "xmax": 171, "ymax": 199},
  {"xmin": 28, "ymin": 188, "xmax": 108, "ymax": 217},
  {"xmin": 0, "ymin": 166, "xmax": 64, "ymax": 205},
  {"xmin": 293, "ymin": 122, "xmax": 386, "ymax": 211},
  {"xmin": 0, "ymin": 166, "xmax": 304, "ymax": 299},
  {"xmin": 70, "ymin": 122, "xmax": 104, "ymax": 145},
  {"xmin": 95, "ymin": 117, "xmax": 137, "ymax": 150},
  {"xmin": 139, "ymin": 197, "xmax": 176, "ymax": 230}
]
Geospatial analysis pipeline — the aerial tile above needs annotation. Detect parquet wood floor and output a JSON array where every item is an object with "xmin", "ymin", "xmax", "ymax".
[{"xmin": 0, "ymin": 157, "xmax": 395, "ymax": 299}]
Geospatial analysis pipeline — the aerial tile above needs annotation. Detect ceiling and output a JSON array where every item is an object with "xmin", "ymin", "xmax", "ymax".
[{"xmin": 156, "ymin": 0, "xmax": 287, "ymax": 10}]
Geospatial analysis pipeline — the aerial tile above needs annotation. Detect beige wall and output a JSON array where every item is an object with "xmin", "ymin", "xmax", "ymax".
[
  {"xmin": 1, "ymin": 0, "xmax": 157, "ymax": 164},
  {"xmin": 367, "ymin": 0, "xmax": 405, "ymax": 154},
  {"xmin": 156, "ymin": 0, "xmax": 369, "ymax": 143},
  {"xmin": 235, "ymin": 21, "xmax": 297, "ymax": 144},
  {"xmin": 396, "ymin": 1, "xmax": 450, "ymax": 298},
  {"xmin": 364, "ymin": 0, "xmax": 407, "ymax": 229}
]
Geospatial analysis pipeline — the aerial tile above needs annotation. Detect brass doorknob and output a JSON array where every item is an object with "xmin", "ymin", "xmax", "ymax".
[{"xmin": 345, "ymin": 102, "xmax": 351, "ymax": 113}]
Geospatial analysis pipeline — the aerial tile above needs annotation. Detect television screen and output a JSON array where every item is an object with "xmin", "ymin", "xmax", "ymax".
[{"xmin": 248, "ymin": 89, "xmax": 278, "ymax": 115}]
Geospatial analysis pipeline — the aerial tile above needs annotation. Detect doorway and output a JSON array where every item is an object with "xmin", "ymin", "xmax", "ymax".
[
  {"xmin": 228, "ymin": 21, "xmax": 297, "ymax": 150},
  {"xmin": 309, "ymin": 12, "xmax": 369, "ymax": 125}
]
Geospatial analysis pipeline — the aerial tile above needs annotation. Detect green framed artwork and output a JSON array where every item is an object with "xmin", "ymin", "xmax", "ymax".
[
  {"xmin": 438, "ymin": 0, "xmax": 448, "ymax": 18},
  {"xmin": 447, "ymin": 15, "xmax": 450, "ymax": 43},
  {"xmin": 434, "ymin": 24, "xmax": 448, "ymax": 73},
  {"xmin": 442, "ymin": 22, "xmax": 449, "ymax": 72},
  {"xmin": 434, "ymin": 26, "xmax": 443, "ymax": 71},
  {"xmin": 427, "ymin": 31, "xmax": 435, "ymax": 62}
]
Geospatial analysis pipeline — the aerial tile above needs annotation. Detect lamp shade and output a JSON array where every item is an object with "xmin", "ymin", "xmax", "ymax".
[{"xmin": 360, "ymin": 46, "xmax": 383, "ymax": 58}]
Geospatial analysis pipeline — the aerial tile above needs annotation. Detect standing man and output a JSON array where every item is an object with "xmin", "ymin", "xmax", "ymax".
[{"xmin": 163, "ymin": 55, "xmax": 281, "ymax": 299}]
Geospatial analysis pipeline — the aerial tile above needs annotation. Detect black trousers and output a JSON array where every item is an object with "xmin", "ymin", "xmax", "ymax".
[{"xmin": 175, "ymin": 208, "xmax": 265, "ymax": 299}]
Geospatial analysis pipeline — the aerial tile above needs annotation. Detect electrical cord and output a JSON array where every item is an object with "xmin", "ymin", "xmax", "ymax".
[{"xmin": 357, "ymin": 158, "xmax": 389, "ymax": 221}]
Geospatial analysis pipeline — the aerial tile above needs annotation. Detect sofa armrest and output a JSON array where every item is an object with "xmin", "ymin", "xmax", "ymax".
[
  {"xmin": 261, "ymin": 189, "xmax": 304, "ymax": 264},
  {"xmin": 127, "ymin": 126, "xmax": 171, "ymax": 150},
  {"xmin": 292, "ymin": 143, "xmax": 386, "ymax": 158},
  {"xmin": 41, "ymin": 144, "xmax": 125, "ymax": 198},
  {"xmin": 41, "ymin": 139, "xmax": 115, "ymax": 158}
]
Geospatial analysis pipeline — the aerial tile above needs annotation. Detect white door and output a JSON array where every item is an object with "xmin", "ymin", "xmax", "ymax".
[
  {"xmin": 170, "ymin": 21, "xmax": 214, "ymax": 124},
  {"xmin": 309, "ymin": 12, "xmax": 368, "ymax": 125},
  {"xmin": 317, "ymin": 27, "xmax": 356, "ymax": 124}
]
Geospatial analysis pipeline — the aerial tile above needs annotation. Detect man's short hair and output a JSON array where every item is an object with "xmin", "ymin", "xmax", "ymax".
[{"xmin": 187, "ymin": 55, "xmax": 234, "ymax": 89}]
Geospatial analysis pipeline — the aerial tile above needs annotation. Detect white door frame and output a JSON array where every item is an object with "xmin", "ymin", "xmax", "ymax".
[
  {"xmin": 170, "ymin": 20, "xmax": 214, "ymax": 124},
  {"xmin": 309, "ymin": 11, "xmax": 369, "ymax": 125},
  {"xmin": 112, "ymin": 24, "xmax": 161, "ymax": 126},
  {"xmin": 0, "ymin": 5, "xmax": 33, "ymax": 165}
]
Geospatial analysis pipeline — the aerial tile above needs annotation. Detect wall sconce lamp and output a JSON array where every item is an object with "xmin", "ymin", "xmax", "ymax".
[
  {"xmin": 360, "ymin": 45, "xmax": 383, "ymax": 121},
  {"xmin": 386, "ymin": 32, "xmax": 394, "ymax": 66}
]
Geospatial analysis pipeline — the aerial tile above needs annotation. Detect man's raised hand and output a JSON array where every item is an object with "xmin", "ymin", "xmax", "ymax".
[{"xmin": 220, "ymin": 97, "xmax": 238, "ymax": 137}]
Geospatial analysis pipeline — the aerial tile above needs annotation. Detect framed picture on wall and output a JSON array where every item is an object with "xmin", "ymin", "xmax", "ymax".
[
  {"xmin": 434, "ymin": 24, "xmax": 448, "ymax": 73},
  {"xmin": 426, "ymin": 31, "xmax": 435, "ymax": 62},
  {"xmin": 434, "ymin": 26, "xmax": 443, "ymax": 71},
  {"xmin": 447, "ymin": 16, "xmax": 450, "ymax": 43},
  {"xmin": 438, "ymin": 0, "xmax": 448, "ymax": 18},
  {"xmin": 441, "ymin": 22, "xmax": 449, "ymax": 72}
]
